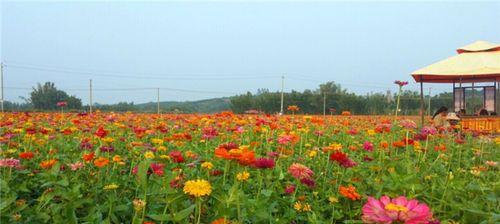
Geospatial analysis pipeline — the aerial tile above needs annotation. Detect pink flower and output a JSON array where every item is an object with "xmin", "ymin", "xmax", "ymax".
[
  {"xmin": 56, "ymin": 101, "xmax": 67, "ymax": 107},
  {"xmin": 0, "ymin": 158, "xmax": 20, "ymax": 168},
  {"xmin": 400, "ymin": 119, "xmax": 417, "ymax": 129},
  {"xmin": 277, "ymin": 135, "xmax": 293, "ymax": 145},
  {"xmin": 69, "ymin": 162, "xmax": 84, "ymax": 171},
  {"xmin": 362, "ymin": 195, "xmax": 434, "ymax": 224},
  {"xmin": 288, "ymin": 163, "xmax": 314, "ymax": 179},
  {"xmin": 363, "ymin": 141, "xmax": 374, "ymax": 152},
  {"xmin": 421, "ymin": 126, "xmax": 437, "ymax": 136}
]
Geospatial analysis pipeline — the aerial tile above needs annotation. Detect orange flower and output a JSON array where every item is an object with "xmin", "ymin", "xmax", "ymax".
[
  {"xmin": 380, "ymin": 141, "xmax": 389, "ymax": 149},
  {"xmin": 341, "ymin": 111, "xmax": 351, "ymax": 116},
  {"xmin": 211, "ymin": 218, "xmax": 230, "ymax": 224},
  {"xmin": 339, "ymin": 185, "xmax": 361, "ymax": 201},
  {"xmin": 287, "ymin": 105, "xmax": 300, "ymax": 112},
  {"xmin": 40, "ymin": 159, "xmax": 58, "ymax": 169},
  {"xmin": 94, "ymin": 157, "xmax": 109, "ymax": 168},
  {"xmin": 82, "ymin": 152, "xmax": 95, "ymax": 162}
]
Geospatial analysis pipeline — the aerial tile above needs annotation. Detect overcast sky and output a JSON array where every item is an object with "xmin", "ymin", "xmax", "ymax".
[{"xmin": 1, "ymin": 1, "xmax": 499, "ymax": 104}]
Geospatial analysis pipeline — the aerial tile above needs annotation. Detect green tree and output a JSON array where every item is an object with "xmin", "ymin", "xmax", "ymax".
[{"xmin": 29, "ymin": 82, "xmax": 82, "ymax": 110}]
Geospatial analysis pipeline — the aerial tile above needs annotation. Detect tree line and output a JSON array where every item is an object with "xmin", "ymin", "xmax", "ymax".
[{"xmin": 2, "ymin": 81, "xmax": 456, "ymax": 115}]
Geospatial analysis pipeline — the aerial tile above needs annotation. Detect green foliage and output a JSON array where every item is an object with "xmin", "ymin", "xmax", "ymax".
[{"xmin": 29, "ymin": 82, "xmax": 82, "ymax": 110}]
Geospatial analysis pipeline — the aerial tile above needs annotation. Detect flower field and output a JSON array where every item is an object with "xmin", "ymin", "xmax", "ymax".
[{"xmin": 0, "ymin": 112, "xmax": 498, "ymax": 223}]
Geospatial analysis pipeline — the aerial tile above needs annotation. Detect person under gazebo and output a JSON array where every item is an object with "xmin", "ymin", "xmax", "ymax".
[{"xmin": 432, "ymin": 106, "xmax": 449, "ymax": 128}]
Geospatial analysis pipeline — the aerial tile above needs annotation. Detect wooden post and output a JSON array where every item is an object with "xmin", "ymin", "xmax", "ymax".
[{"xmin": 420, "ymin": 76, "xmax": 424, "ymax": 127}]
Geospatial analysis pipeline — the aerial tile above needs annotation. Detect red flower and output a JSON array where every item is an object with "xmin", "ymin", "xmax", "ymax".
[
  {"xmin": 94, "ymin": 127, "xmax": 108, "ymax": 138},
  {"xmin": 253, "ymin": 157, "xmax": 275, "ymax": 169},
  {"xmin": 300, "ymin": 178, "xmax": 316, "ymax": 188},
  {"xmin": 169, "ymin": 150, "xmax": 185, "ymax": 163},
  {"xmin": 19, "ymin": 151, "xmax": 34, "ymax": 160},
  {"xmin": 329, "ymin": 152, "xmax": 357, "ymax": 168}
]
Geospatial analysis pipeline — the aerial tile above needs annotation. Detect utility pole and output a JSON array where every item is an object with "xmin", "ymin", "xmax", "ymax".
[
  {"xmin": 280, "ymin": 75, "xmax": 284, "ymax": 115},
  {"xmin": 157, "ymin": 88, "xmax": 160, "ymax": 115},
  {"xmin": 427, "ymin": 87, "xmax": 431, "ymax": 116},
  {"xmin": 323, "ymin": 92, "xmax": 326, "ymax": 116},
  {"xmin": 1, "ymin": 63, "xmax": 4, "ymax": 113},
  {"xmin": 89, "ymin": 79, "xmax": 93, "ymax": 114}
]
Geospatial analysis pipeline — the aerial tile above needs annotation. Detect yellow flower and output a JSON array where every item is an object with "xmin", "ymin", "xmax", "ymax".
[
  {"xmin": 293, "ymin": 201, "xmax": 311, "ymax": 212},
  {"xmin": 133, "ymin": 199, "xmax": 146, "ymax": 212},
  {"xmin": 144, "ymin": 151, "xmax": 155, "ymax": 159},
  {"xmin": 293, "ymin": 202, "xmax": 302, "ymax": 211},
  {"xmin": 183, "ymin": 179, "xmax": 212, "ymax": 197},
  {"xmin": 157, "ymin": 146, "xmax": 167, "ymax": 151},
  {"xmin": 104, "ymin": 183, "xmax": 119, "ymax": 190},
  {"xmin": 102, "ymin": 137, "xmax": 115, "ymax": 144},
  {"xmin": 367, "ymin": 129, "xmax": 376, "ymax": 136},
  {"xmin": 328, "ymin": 196, "xmax": 339, "ymax": 204},
  {"xmin": 302, "ymin": 203, "xmax": 311, "ymax": 212},
  {"xmin": 201, "ymin": 162, "xmax": 214, "ymax": 170},
  {"xmin": 236, "ymin": 171, "xmax": 250, "ymax": 182},
  {"xmin": 388, "ymin": 167, "xmax": 395, "ymax": 173},
  {"xmin": 160, "ymin": 155, "xmax": 170, "ymax": 160},
  {"xmin": 307, "ymin": 150, "xmax": 317, "ymax": 158},
  {"xmin": 151, "ymin": 138, "xmax": 164, "ymax": 145}
]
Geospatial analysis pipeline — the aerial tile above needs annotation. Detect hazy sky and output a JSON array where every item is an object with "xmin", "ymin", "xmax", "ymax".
[{"xmin": 2, "ymin": 1, "xmax": 499, "ymax": 104}]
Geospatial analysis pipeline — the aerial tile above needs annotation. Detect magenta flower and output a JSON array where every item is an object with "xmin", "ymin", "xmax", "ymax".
[
  {"xmin": 363, "ymin": 141, "xmax": 374, "ymax": 152},
  {"xmin": 284, "ymin": 185, "xmax": 296, "ymax": 194},
  {"xmin": 421, "ymin": 126, "xmax": 437, "ymax": 136},
  {"xmin": 362, "ymin": 195, "xmax": 434, "ymax": 224},
  {"xmin": 394, "ymin": 80, "xmax": 409, "ymax": 87}
]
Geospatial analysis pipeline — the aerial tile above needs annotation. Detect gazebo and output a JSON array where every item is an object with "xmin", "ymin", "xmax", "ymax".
[{"xmin": 411, "ymin": 40, "xmax": 500, "ymax": 131}]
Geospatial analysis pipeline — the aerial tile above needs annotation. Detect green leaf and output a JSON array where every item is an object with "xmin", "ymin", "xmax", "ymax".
[
  {"xmin": 173, "ymin": 204, "xmax": 196, "ymax": 222},
  {"xmin": 0, "ymin": 195, "xmax": 16, "ymax": 211},
  {"xmin": 137, "ymin": 160, "xmax": 151, "ymax": 191}
]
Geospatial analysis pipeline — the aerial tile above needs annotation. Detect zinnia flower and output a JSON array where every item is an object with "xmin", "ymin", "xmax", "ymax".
[
  {"xmin": 400, "ymin": 119, "xmax": 417, "ymax": 129},
  {"xmin": 253, "ymin": 157, "xmax": 275, "ymax": 169},
  {"xmin": 69, "ymin": 161, "xmax": 84, "ymax": 171},
  {"xmin": 19, "ymin": 151, "xmax": 34, "ymax": 160},
  {"xmin": 93, "ymin": 157, "xmax": 109, "ymax": 168},
  {"xmin": 0, "ymin": 158, "xmax": 20, "ymax": 168},
  {"xmin": 183, "ymin": 179, "xmax": 212, "ymax": 197},
  {"xmin": 330, "ymin": 152, "xmax": 357, "ymax": 168},
  {"xmin": 40, "ymin": 159, "xmax": 58, "ymax": 169},
  {"xmin": 363, "ymin": 141, "xmax": 374, "ymax": 152},
  {"xmin": 169, "ymin": 150, "xmax": 185, "ymax": 163},
  {"xmin": 339, "ymin": 185, "xmax": 361, "ymax": 201},
  {"xmin": 362, "ymin": 195, "xmax": 434, "ymax": 224},
  {"xmin": 236, "ymin": 171, "xmax": 250, "ymax": 182},
  {"xmin": 288, "ymin": 163, "xmax": 314, "ymax": 180},
  {"xmin": 394, "ymin": 80, "xmax": 409, "ymax": 87}
]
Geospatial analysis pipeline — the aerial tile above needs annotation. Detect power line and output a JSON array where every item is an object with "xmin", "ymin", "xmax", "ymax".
[{"xmin": 4, "ymin": 63, "xmax": 280, "ymax": 81}]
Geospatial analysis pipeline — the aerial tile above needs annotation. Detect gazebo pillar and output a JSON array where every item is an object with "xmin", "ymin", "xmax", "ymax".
[{"xmin": 420, "ymin": 75, "xmax": 424, "ymax": 126}]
